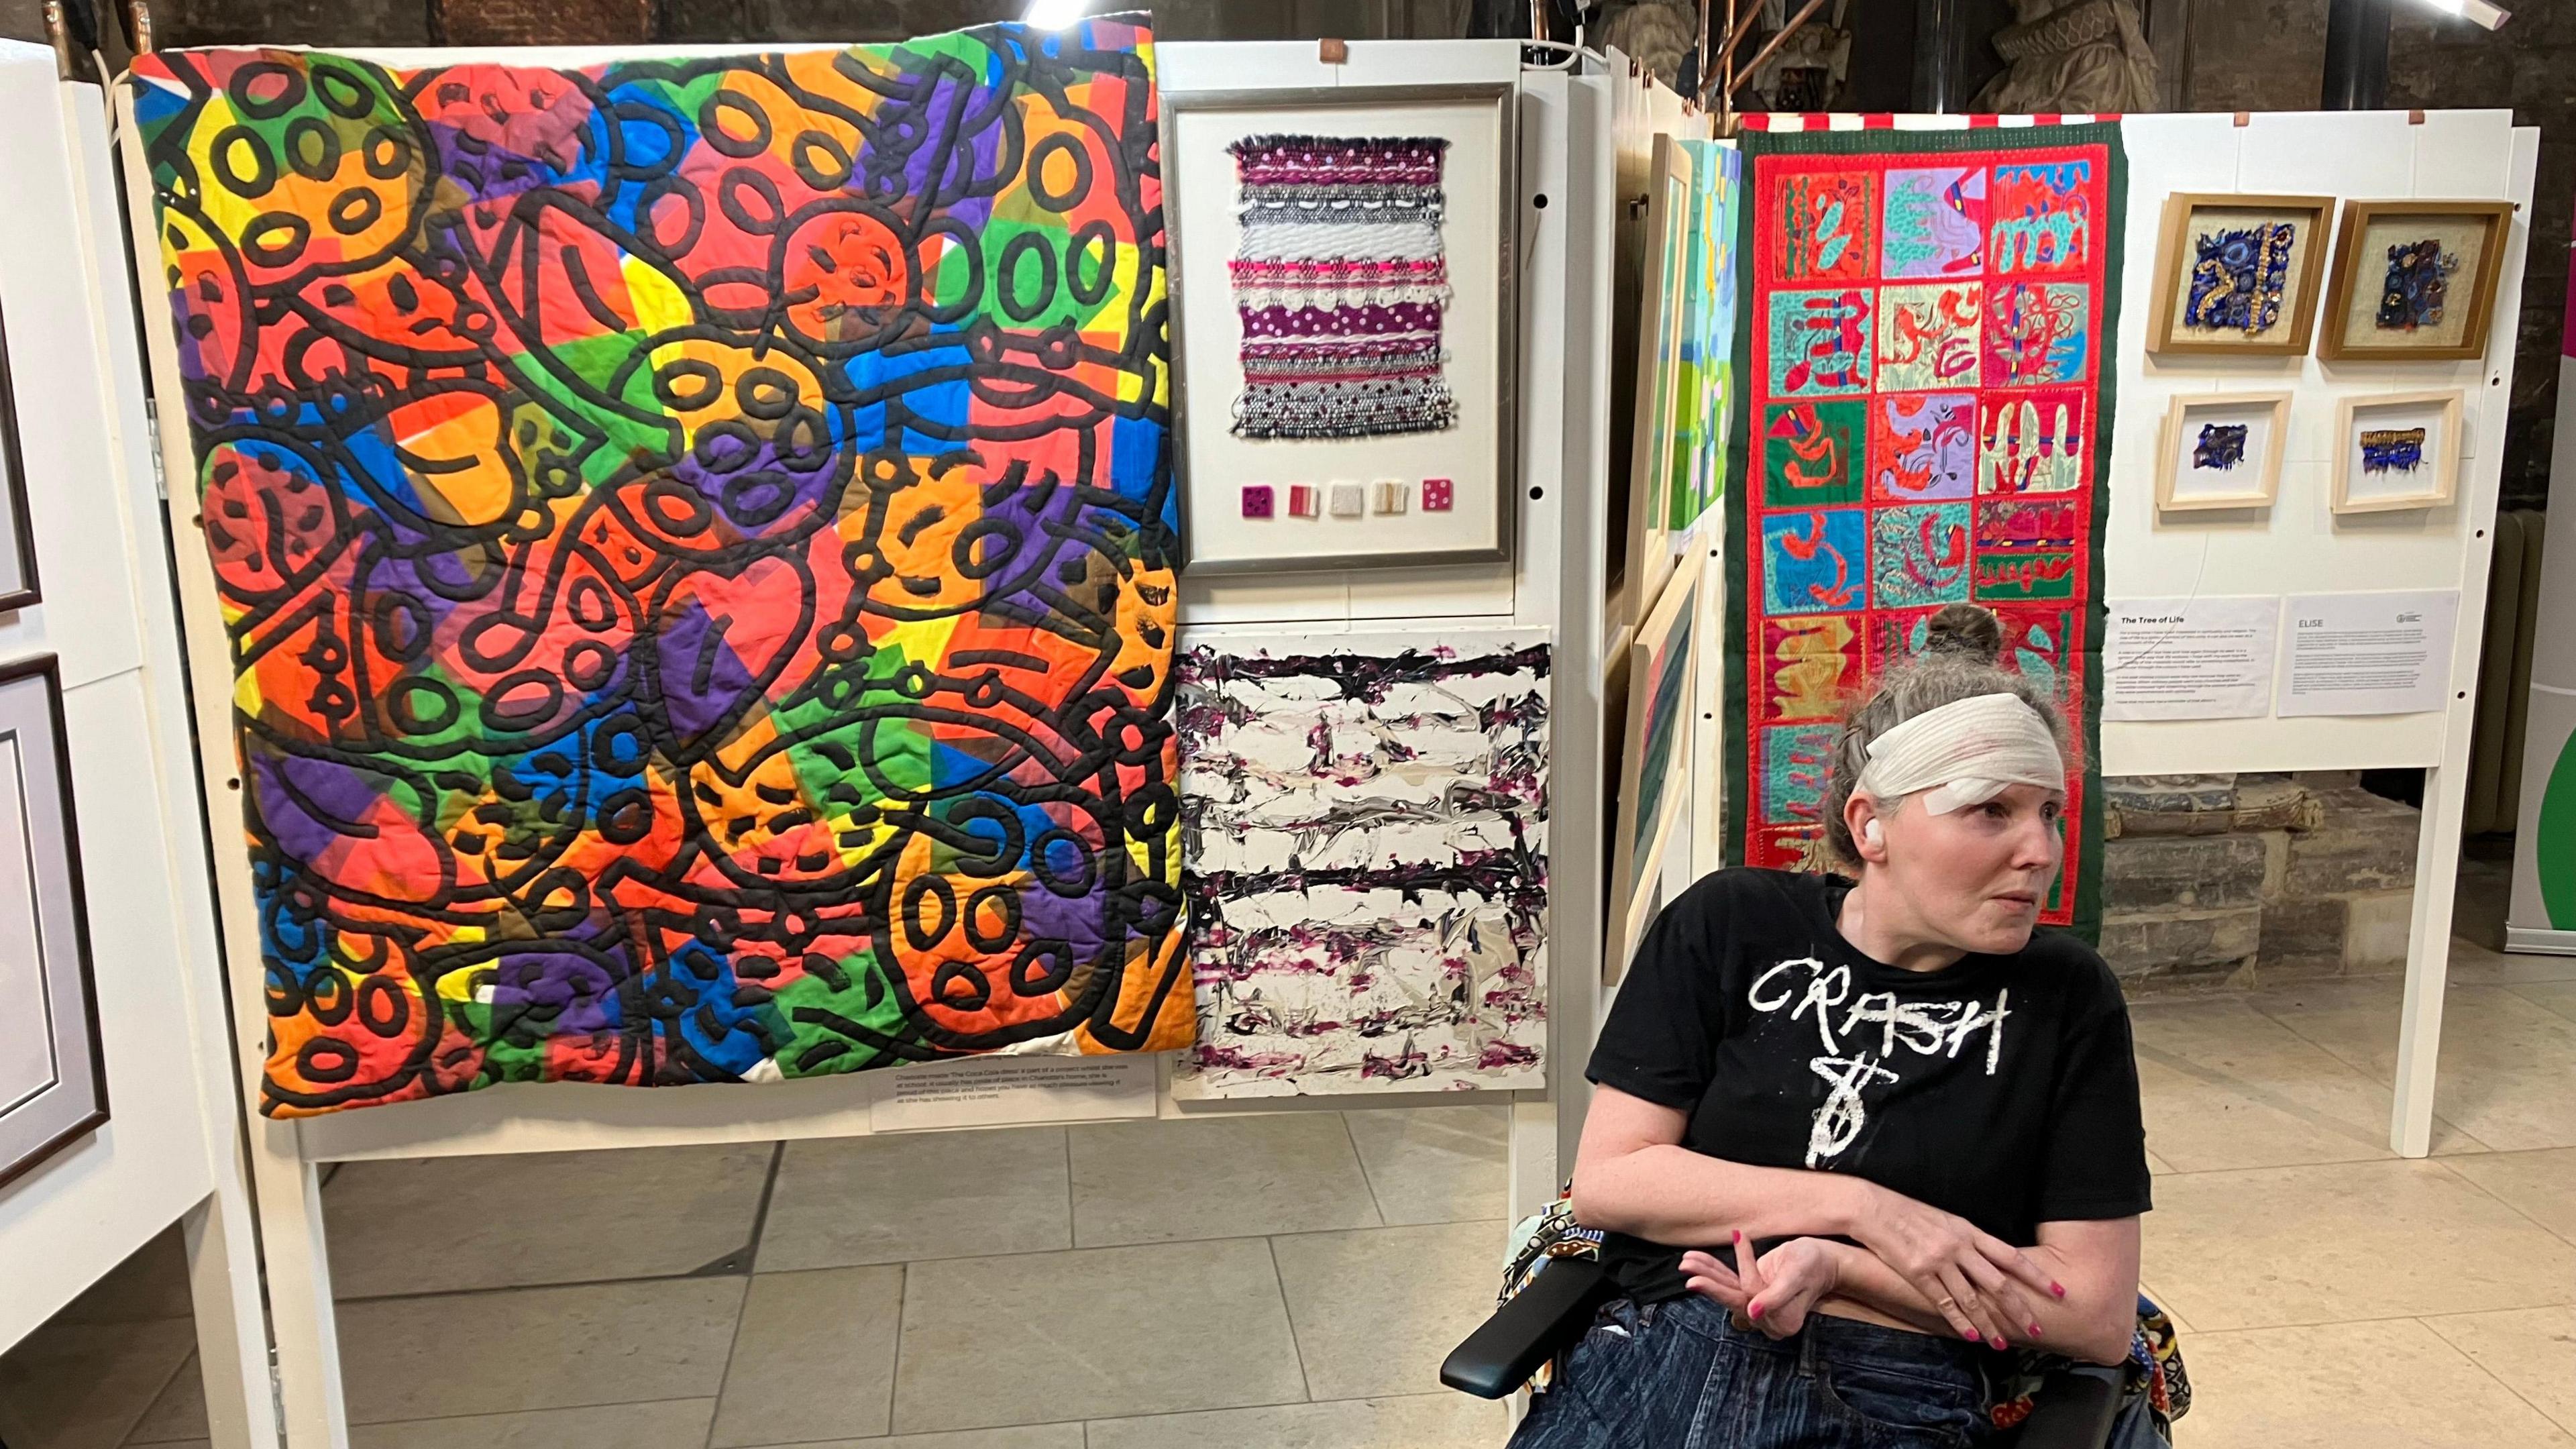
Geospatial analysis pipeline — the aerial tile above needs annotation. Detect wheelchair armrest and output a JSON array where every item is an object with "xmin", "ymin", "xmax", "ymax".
[
  {"xmin": 2011, "ymin": 1363, "xmax": 2124, "ymax": 1449},
  {"xmin": 1438, "ymin": 1256, "xmax": 1619, "ymax": 1399}
]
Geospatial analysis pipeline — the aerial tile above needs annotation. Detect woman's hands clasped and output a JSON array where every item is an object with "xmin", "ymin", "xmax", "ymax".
[
  {"xmin": 1680, "ymin": 1188, "xmax": 2068, "ymax": 1349},
  {"xmin": 1850, "ymin": 1187, "xmax": 2061, "ymax": 1348}
]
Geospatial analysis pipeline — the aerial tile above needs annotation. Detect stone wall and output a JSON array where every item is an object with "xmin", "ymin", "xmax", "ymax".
[{"xmin": 2100, "ymin": 771, "xmax": 2421, "ymax": 992}]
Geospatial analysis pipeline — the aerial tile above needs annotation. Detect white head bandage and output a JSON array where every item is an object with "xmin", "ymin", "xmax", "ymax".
[{"xmin": 1854, "ymin": 693, "xmax": 2065, "ymax": 818}]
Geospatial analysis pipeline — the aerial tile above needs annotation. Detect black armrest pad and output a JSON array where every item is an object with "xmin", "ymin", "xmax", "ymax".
[
  {"xmin": 1439, "ymin": 1258, "xmax": 1619, "ymax": 1399},
  {"xmin": 2012, "ymin": 1364, "xmax": 2124, "ymax": 1449}
]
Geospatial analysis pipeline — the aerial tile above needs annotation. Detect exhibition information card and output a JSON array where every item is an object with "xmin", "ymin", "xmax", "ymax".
[
  {"xmin": 872, "ymin": 1056, "xmax": 1159, "ymax": 1134},
  {"xmin": 2279, "ymin": 590, "xmax": 2461, "ymax": 717},
  {"xmin": 2104, "ymin": 597, "xmax": 2281, "ymax": 720}
]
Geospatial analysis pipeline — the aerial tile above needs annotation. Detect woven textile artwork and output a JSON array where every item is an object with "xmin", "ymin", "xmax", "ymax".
[
  {"xmin": 2376, "ymin": 239, "xmax": 2457, "ymax": 331},
  {"xmin": 1173, "ymin": 635, "xmax": 1548, "ymax": 1096},
  {"xmin": 131, "ymin": 19, "xmax": 1193, "ymax": 1116},
  {"xmin": 1726, "ymin": 125, "xmax": 2119, "ymax": 936},
  {"xmin": 2359, "ymin": 427, "xmax": 2429, "ymax": 474},
  {"xmin": 2185, "ymin": 222, "xmax": 2294, "ymax": 337},
  {"xmin": 2194, "ymin": 423, "xmax": 2250, "ymax": 471},
  {"xmin": 1228, "ymin": 135, "xmax": 1457, "ymax": 439}
]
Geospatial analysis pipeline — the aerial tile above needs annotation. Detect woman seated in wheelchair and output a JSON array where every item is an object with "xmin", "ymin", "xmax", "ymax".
[{"xmin": 1513, "ymin": 604, "xmax": 2150, "ymax": 1449}]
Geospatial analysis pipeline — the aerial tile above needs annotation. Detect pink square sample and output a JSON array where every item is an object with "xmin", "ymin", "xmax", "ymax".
[
  {"xmin": 1288, "ymin": 484, "xmax": 1320, "ymax": 518},
  {"xmin": 1241, "ymin": 484, "xmax": 1275, "ymax": 519},
  {"xmin": 1422, "ymin": 478, "xmax": 1455, "ymax": 511}
]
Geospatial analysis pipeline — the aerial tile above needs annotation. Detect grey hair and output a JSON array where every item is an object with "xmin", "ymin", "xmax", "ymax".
[{"xmin": 1820, "ymin": 604, "xmax": 2072, "ymax": 867}]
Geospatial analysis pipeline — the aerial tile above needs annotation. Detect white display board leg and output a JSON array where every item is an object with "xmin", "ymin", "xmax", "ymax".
[
  {"xmin": 254, "ymin": 1133, "xmax": 351, "ymax": 1449},
  {"xmin": 2392, "ymin": 761, "xmax": 2470, "ymax": 1158},
  {"xmin": 1507, "ymin": 1101, "xmax": 1559, "ymax": 1224},
  {"xmin": 184, "ymin": 1188, "xmax": 282, "ymax": 1449}
]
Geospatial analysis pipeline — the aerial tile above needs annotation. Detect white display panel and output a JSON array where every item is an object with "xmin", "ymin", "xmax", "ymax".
[
  {"xmin": 2101, "ymin": 109, "xmax": 2529, "ymax": 779},
  {"xmin": 0, "ymin": 54, "xmax": 273, "ymax": 1449}
]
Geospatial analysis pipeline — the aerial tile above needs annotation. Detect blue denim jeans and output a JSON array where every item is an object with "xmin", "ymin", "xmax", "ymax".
[{"xmin": 1507, "ymin": 1292, "xmax": 1998, "ymax": 1449}]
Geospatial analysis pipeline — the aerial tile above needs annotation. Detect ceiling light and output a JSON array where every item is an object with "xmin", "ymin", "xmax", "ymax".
[
  {"xmin": 1025, "ymin": 0, "xmax": 1092, "ymax": 26},
  {"xmin": 2414, "ymin": 0, "xmax": 2510, "ymax": 31}
]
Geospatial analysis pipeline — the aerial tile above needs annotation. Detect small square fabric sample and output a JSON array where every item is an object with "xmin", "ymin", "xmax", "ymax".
[
  {"xmin": 1328, "ymin": 481, "xmax": 1367, "ymax": 518},
  {"xmin": 1288, "ymin": 484, "xmax": 1321, "ymax": 518},
  {"xmin": 1422, "ymin": 478, "xmax": 1454, "ymax": 511},
  {"xmin": 1242, "ymin": 484, "xmax": 1275, "ymax": 518},
  {"xmin": 1373, "ymin": 480, "xmax": 1409, "ymax": 515}
]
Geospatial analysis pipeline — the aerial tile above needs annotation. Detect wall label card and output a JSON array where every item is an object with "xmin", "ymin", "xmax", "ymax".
[
  {"xmin": 871, "ymin": 1056, "xmax": 1157, "ymax": 1133},
  {"xmin": 2103, "ymin": 596, "xmax": 2279, "ymax": 720},
  {"xmin": 2279, "ymin": 591, "xmax": 2461, "ymax": 717}
]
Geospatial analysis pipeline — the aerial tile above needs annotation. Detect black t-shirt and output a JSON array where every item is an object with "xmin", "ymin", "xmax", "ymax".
[{"xmin": 1587, "ymin": 868, "xmax": 2151, "ymax": 1303}]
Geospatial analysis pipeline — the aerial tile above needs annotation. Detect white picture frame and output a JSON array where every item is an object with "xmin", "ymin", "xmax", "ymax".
[
  {"xmin": 0, "ymin": 655, "xmax": 105, "ymax": 1193},
  {"xmin": 1618, "ymin": 133, "xmax": 1694, "ymax": 629},
  {"xmin": 2332, "ymin": 389, "xmax": 2463, "ymax": 514},
  {"xmin": 0, "ymin": 299, "xmax": 40, "ymax": 612},
  {"xmin": 2155, "ymin": 391, "xmax": 2292, "ymax": 512},
  {"xmin": 1162, "ymin": 83, "xmax": 1519, "ymax": 574},
  {"xmin": 1607, "ymin": 564, "xmax": 1697, "ymax": 982}
]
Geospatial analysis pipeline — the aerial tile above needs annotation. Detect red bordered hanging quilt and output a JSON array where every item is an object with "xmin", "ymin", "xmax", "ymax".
[{"xmin": 1723, "ymin": 123, "xmax": 2122, "ymax": 936}]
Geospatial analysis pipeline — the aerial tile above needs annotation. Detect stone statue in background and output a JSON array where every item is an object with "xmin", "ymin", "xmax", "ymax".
[
  {"xmin": 1596, "ymin": 0, "xmax": 1701, "ymax": 90},
  {"xmin": 1974, "ymin": 0, "xmax": 2160, "ymax": 114}
]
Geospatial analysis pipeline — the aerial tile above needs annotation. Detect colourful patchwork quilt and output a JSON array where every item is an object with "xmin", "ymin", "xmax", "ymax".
[
  {"xmin": 131, "ymin": 18, "xmax": 1193, "ymax": 1115},
  {"xmin": 1723, "ymin": 124, "xmax": 2119, "ymax": 936}
]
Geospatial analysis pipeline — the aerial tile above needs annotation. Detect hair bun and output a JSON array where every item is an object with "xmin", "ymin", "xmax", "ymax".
[{"xmin": 1921, "ymin": 604, "xmax": 2004, "ymax": 663}]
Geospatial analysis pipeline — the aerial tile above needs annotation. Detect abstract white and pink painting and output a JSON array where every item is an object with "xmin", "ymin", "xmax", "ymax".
[{"xmin": 1173, "ymin": 630, "xmax": 1550, "ymax": 1097}]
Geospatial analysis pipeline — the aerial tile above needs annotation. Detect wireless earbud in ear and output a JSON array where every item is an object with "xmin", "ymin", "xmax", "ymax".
[{"xmin": 1863, "ymin": 818, "xmax": 1884, "ymax": 847}]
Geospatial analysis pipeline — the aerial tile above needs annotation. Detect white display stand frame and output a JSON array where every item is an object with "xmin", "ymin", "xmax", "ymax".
[
  {"xmin": 114, "ymin": 39, "xmax": 1612, "ymax": 1449},
  {"xmin": 0, "ymin": 48, "xmax": 274, "ymax": 1449},
  {"xmin": 1734, "ymin": 109, "xmax": 2536, "ymax": 1160},
  {"xmin": 2110, "ymin": 110, "xmax": 2534, "ymax": 1159}
]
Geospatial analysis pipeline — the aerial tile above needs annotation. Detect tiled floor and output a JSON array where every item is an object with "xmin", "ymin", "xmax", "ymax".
[{"xmin": 8, "ymin": 862, "xmax": 2576, "ymax": 1448}]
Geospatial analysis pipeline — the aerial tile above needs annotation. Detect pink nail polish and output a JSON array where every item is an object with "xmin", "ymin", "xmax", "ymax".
[
  {"xmin": 1749, "ymin": 1303, "xmax": 1764, "ymax": 1320},
  {"xmin": 1963, "ymin": 1328, "xmax": 1981, "ymax": 1341},
  {"xmin": 1989, "ymin": 1336, "xmax": 2007, "ymax": 1350},
  {"xmin": 2029, "ymin": 1324, "xmax": 2044, "ymax": 1337},
  {"xmin": 2051, "ymin": 1281, "xmax": 2066, "ymax": 1299}
]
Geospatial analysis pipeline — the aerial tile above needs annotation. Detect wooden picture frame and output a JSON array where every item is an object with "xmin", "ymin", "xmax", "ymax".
[
  {"xmin": 2318, "ymin": 199, "xmax": 2513, "ymax": 362},
  {"xmin": 2155, "ymin": 391, "xmax": 2293, "ymax": 511},
  {"xmin": 0, "ymin": 654, "xmax": 105, "ymax": 1193},
  {"xmin": 1615, "ymin": 133, "xmax": 1695, "ymax": 631},
  {"xmin": 2331, "ymin": 389, "xmax": 2463, "ymax": 513},
  {"xmin": 0, "ymin": 297, "xmax": 43, "ymax": 613},
  {"xmin": 2146, "ymin": 193, "xmax": 2334, "ymax": 358},
  {"xmin": 1607, "ymin": 563, "xmax": 1697, "ymax": 982}
]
